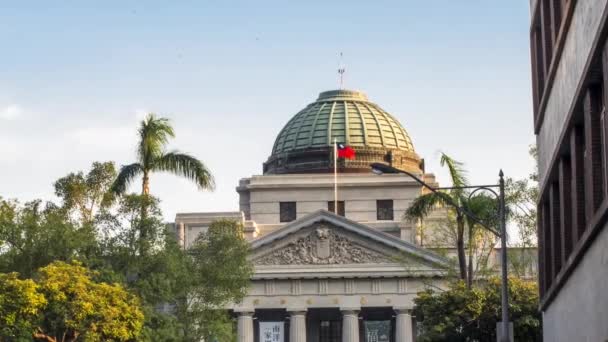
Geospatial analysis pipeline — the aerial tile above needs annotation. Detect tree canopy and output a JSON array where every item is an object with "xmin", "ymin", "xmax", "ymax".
[
  {"xmin": 111, "ymin": 113, "xmax": 214, "ymax": 196},
  {"xmin": 0, "ymin": 158, "xmax": 251, "ymax": 342},
  {"xmin": 0, "ymin": 261, "xmax": 144, "ymax": 342},
  {"xmin": 414, "ymin": 277, "xmax": 541, "ymax": 342}
]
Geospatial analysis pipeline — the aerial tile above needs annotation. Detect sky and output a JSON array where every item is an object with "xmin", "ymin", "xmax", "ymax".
[{"xmin": 0, "ymin": 1, "xmax": 535, "ymax": 221}]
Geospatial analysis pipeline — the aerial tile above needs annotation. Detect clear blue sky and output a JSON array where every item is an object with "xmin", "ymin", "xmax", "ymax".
[{"xmin": 0, "ymin": 1, "xmax": 535, "ymax": 220}]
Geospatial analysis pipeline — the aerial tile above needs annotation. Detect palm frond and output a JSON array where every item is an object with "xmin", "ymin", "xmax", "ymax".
[
  {"xmin": 153, "ymin": 152, "xmax": 215, "ymax": 191},
  {"xmin": 110, "ymin": 163, "xmax": 143, "ymax": 194},
  {"xmin": 439, "ymin": 152, "xmax": 469, "ymax": 188},
  {"xmin": 464, "ymin": 194, "xmax": 499, "ymax": 228},
  {"xmin": 137, "ymin": 113, "xmax": 175, "ymax": 167},
  {"xmin": 404, "ymin": 192, "xmax": 448, "ymax": 221}
]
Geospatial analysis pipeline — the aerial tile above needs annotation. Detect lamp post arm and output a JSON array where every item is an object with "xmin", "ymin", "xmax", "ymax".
[{"xmin": 382, "ymin": 165, "xmax": 501, "ymax": 236}]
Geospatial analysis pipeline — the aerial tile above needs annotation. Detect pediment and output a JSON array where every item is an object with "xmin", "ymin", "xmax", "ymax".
[
  {"xmin": 253, "ymin": 223, "xmax": 392, "ymax": 266},
  {"xmin": 249, "ymin": 210, "xmax": 450, "ymax": 272}
]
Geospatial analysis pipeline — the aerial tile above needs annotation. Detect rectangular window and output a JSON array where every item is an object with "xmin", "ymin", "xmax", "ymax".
[
  {"xmin": 570, "ymin": 125, "xmax": 587, "ymax": 244},
  {"xmin": 279, "ymin": 202, "xmax": 296, "ymax": 222},
  {"xmin": 549, "ymin": 181, "xmax": 562, "ymax": 278},
  {"xmin": 533, "ymin": 21, "xmax": 545, "ymax": 104},
  {"xmin": 376, "ymin": 200, "xmax": 394, "ymax": 221},
  {"xmin": 583, "ymin": 84, "xmax": 605, "ymax": 221},
  {"xmin": 327, "ymin": 201, "xmax": 345, "ymax": 217},
  {"xmin": 558, "ymin": 157, "xmax": 574, "ymax": 263}
]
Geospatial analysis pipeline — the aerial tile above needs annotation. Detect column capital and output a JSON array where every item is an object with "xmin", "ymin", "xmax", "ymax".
[
  {"xmin": 234, "ymin": 310, "xmax": 255, "ymax": 316},
  {"xmin": 340, "ymin": 307, "xmax": 361, "ymax": 315},
  {"xmin": 394, "ymin": 307, "xmax": 413, "ymax": 315},
  {"xmin": 287, "ymin": 310, "xmax": 306, "ymax": 317},
  {"xmin": 287, "ymin": 308, "xmax": 307, "ymax": 315}
]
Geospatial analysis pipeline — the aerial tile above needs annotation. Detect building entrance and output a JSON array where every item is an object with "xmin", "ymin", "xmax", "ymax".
[{"xmin": 319, "ymin": 320, "xmax": 341, "ymax": 342}]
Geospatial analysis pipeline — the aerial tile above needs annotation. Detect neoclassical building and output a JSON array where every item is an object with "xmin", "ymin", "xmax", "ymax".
[{"xmin": 175, "ymin": 89, "xmax": 453, "ymax": 342}]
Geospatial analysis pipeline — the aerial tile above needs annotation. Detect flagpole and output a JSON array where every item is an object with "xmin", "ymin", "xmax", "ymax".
[{"xmin": 334, "ymin": 137, "xmax": 338, "ymax": 213}]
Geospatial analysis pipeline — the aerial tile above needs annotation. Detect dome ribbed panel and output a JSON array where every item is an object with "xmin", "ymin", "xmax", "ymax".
[{"xmin": 271, "ymin": 90, "xmax": 416, "ymax": 155}]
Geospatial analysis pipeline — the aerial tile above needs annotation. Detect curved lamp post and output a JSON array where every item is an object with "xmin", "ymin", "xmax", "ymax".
[{"xmin": 370, "ymin": 163, "xmax": 510, "ymax": 342}]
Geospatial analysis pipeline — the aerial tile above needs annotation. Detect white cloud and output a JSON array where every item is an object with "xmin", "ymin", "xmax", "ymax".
[{"xmin": 0, "ymin": 104, "xmax": 22, "ymax": 120}]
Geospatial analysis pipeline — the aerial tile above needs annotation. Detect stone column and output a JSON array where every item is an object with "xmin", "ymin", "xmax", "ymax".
[
  {"xmin": 395, "ymin": 309, "xmax": 414, "ymax": 342},
  {"xmin": 341, "ymin": 309, "xmax": 359, "ymax": 342},
  {"xmin": 237, "ymin": 311, "xmax": 254, "ymax": 342},
  {"xmin": 289, "ymin": 310, "xmax": 307, "ymax": 342}
]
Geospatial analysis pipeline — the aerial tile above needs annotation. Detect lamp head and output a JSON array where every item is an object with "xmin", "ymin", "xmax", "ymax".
[{"xmin": 370, "ymin": 163, "xmax": 399, "ymax": 174}]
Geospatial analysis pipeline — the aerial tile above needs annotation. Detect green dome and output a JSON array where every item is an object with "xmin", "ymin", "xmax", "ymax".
[{"xmin": 264, "ymin": 89, "xmax": 422, "ymax": 174}]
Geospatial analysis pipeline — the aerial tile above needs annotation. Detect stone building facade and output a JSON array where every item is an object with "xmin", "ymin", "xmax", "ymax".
[
  {"xmin": 175, "ymin": 89, "xmax": 512, "ymax": 341},
  {"xmin": 175, "ymin": 89, "xmax": 453, "ymax": 342}
]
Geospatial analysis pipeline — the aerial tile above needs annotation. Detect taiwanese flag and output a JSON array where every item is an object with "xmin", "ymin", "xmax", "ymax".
[{"xmin": 336, "ymin": 143, "xmax": 356, "ymax": 159}]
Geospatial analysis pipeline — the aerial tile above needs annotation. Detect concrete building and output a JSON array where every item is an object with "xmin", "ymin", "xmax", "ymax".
[
  {"xmin": 175, "ymin": 89, "xmax": 517, "ymax": 341},
  {"xmin": 529, "ymin": 0, "xmax": 608, "ymax": 340}
]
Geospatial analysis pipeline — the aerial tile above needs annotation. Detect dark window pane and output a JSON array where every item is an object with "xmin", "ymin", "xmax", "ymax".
[
  {"xmin": 377, "ymin": 200, "xmax": 394, "ymax": 220},
  {"xmin": 280, "ymin": 202, "xmax": 296, "ymax": 222},
  {"xmin": 319, "ymin": 320, "xmax": 341, "ymax": 342},
  {"xmin": 328, "ymin": 201, "xmax": 345, "ymax": 216}
]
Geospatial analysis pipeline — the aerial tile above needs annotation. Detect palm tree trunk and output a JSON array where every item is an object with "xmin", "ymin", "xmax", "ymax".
[
  {"xmin": 456, "ymin": 214, "xmax": 468, "ymax": 281},
  {"xmin": 140, "ymin": 170, "xmax": 150, "ymax": 255},
  {"xmin": 467, "ymin": 222, "xmax": 474, "ymax": 288},
  {"xmin": 142, "ymin": 171, "xmax": 150, "ymax": 195}
]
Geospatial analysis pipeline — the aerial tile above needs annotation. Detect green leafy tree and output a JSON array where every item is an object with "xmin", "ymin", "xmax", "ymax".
[
  {"xmin": 505, "ymin": 146, "xmax": 539, "ymax": 277},
  {"xmin": 110, "ymin": 113, "xmax": 215, "ymax": 196},
  {"xmin": 414, "ymin": 281, "xmax": 484, "ymax": 341},
  {"xmin": 0, "ymin": 273, "xmax": 46, "ymax": 341},
  {"xmin": 414, "ymin": 277, "xmax": 541, "ymax": 342},
  {"xmin": 0, "ymin": 262, "xmax": 143, "ymax": 342},
  {"xmin": 95, "ymin": 194, "xmax": 188, "ymax": 341},
  {"xmin": 33, "ymin": 261, "xmax": 144, "ymax": 342},
  {"xmin": 54, "ymin": 161, "xmax": 117, "ymax": 225},
  {"xmin": 184, "ymin": 219, "xmax": 253, "ymax": 342},
  {"xmin": 0, "ymin": 198, "xmax": 97, "ymax": 278}
]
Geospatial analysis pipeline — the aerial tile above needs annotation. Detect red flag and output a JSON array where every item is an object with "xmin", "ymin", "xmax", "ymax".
[{"xmin": 336, "ymin": 143, "xmax": 355, "ymax": 159}]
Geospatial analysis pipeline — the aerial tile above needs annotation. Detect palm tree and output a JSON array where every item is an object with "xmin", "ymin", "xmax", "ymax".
[
  {"xmin": 111, "ymin": 113, "xmax": 215, "ymax": 198},
  {"xmin": 405, "ymin": 153, "xmax": 469, "ymax": 281}
]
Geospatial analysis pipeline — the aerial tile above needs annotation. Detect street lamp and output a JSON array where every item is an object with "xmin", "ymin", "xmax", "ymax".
[{"xmin": 370, "ymin": 163, "xmax": 511, "ymax": 342}]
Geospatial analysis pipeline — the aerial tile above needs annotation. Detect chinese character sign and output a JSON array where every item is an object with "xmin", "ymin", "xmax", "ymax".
[
  {"xmin": 259, "ymin": 322, "xmax": 284, "ymax": 342},
  {"xmin": 364, "ymin": 321, "xmax": 391, "ymax": 342}
]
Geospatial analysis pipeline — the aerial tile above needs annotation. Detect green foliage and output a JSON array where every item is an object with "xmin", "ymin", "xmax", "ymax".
[
  {"xmin": 405, "ymin": 153, "xmax": 474, "ymax": 283},
  {"xmin": 0, "ymin": 262, "xmax": 144, "ymax": 342},
  {"xmin": 111, "ymin": 113, "xmax": 215, "ymax": 195},
  {"xmin": 406, "ymin": 153, "xmax": 505, "ymax": 285},
  {"xmin": 54, "ymin": 161, "xmax": 117, "ymax": 224},
  {"xmin": 505, "ymin": 145, "xmax": 539, "ymax": 277},
  {"xmin": 97, "ymin": 197, "xmax": 251, "ymax": 342},
  {"xmin": 189, "ymin": 220, "xmax": 252, "ymax": 305},
  {"xmin": 35, "ymin": 261, "xmax": 144, "ymax": 341},
  {"xmin": 0, "ymin": 198, "xmax": 97, "ymax": 278},
  {"xmin": 0, "ymin": 273, "xmax": 46, "ymax": 341},
  {"xmin": 414, "ymin": 277, "xmax": 541, "ymax": 342},
  {"xmin": 185, "ymin": 219, "xmax": 253, "ymax": 342},
  {"xmin": 1, "ymin": 153, "xmax": 249, "ymax": 341}
]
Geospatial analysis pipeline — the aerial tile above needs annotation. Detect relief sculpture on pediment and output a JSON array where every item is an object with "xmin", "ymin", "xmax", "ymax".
[{"xmin": 254, "ymin": 224, "xmax": 391, "ymax": 265}]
